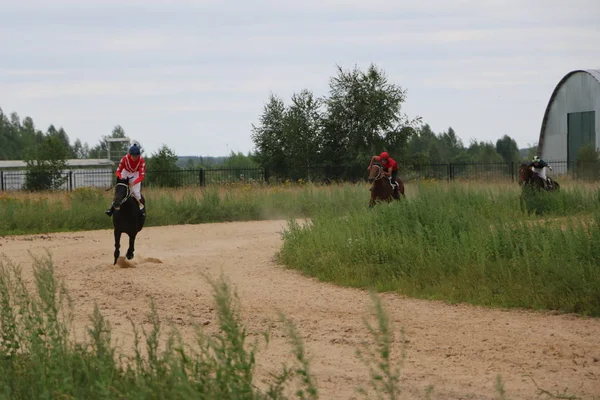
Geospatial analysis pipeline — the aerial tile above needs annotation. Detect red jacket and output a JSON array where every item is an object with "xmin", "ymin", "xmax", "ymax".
[
  {"xmin": 376, "ymin": 156, "xmax": 399, "ymax": 171},
  {"xmin": 115, "ymin": 154, "xmax": 146, "ymax": 185}
]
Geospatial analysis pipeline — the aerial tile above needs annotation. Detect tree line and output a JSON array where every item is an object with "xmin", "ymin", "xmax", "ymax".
[{"xmin": 250, "ymin": 64, "xmax": 538, "ymax": 180}]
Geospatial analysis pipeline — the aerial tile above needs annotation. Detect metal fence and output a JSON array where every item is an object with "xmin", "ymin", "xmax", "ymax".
[{"xmin": 0, "ymin": 161, "xmax": 597, "ymax": 192}]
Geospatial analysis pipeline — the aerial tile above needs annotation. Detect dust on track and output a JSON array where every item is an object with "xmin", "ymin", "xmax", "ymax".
[{"xmin": 1, "ymin": 220, "xmax": 599, "ymax": 399}]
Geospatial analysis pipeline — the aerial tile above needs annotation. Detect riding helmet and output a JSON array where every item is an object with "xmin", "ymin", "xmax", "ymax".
[{"xmin": 129, "ymin": 144, "xmax": 141, "ymax": 156}]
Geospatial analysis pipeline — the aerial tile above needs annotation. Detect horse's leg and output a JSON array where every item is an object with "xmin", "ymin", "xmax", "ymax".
[
  {"xmin": 126, "ymin": 232, "xmax": 137, "ymax": 260},
  {"xmin": 114, "ymin": 230, "xmax": 122, "ymax": 265}
]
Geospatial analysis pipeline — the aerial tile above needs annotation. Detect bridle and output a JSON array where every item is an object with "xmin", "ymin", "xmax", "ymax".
[
  {"xmin": 370, "ymin": 164, "xmax": 384, "ymax": 181},
  {"xmin": 114, "ymin": 182, "xmax": 132, "ymax": 207}
]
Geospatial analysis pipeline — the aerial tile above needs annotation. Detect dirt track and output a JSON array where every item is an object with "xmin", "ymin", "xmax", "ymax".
[{"xmin": 1, "ymin": 220, "xmax": 599, "ymax": 399}]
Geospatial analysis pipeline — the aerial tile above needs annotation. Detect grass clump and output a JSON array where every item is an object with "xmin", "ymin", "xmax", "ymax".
[
  {"xmin": 0, "ymin": 252, "xmax": 410, "ymax": 399},
  {"xmin": 278, "ymin": 184, "xmax": 600, "ymax": 316}
]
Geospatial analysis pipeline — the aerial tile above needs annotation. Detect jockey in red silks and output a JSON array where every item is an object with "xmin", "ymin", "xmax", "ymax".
[
  {"xmin": 105, "ymin": 144, "xmax": 146, "ymax": 216},
  {"xmin": 367, "ymin": 151, "xmax": 399, "ymax": 191}
]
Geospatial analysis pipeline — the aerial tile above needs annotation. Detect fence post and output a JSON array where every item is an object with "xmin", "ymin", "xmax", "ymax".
[
  {"xmin": 0, "ymin": 171, "xmax": 3, "ymax": 191},
  {"xmin": 199, "ymin": 168, "xmax": 205, "ymax": 187},
  {"xmin": 69, "ymin": 171, "xmax": 73, "ymax": 191},
  {"xmin": 263, "ymin": 167, "xmax": 270, "ymax": 184}
]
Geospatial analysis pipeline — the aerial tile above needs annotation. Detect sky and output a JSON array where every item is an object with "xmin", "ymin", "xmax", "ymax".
[{"xmin": 1, "ymin": 0, "xmax": 599, "ymax": 157}]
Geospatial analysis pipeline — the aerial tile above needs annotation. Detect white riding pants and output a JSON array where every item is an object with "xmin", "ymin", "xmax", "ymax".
[
  {"xmin": 120, "ymin": 170, "xmax": 142, "ymax": 200},
  {"xmin": 532, "ymin": 166, "xmax": 548, "ymax": 180}
]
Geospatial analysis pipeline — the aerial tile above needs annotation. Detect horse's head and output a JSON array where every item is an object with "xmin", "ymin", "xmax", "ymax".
[
  {"xmin": 517, "ymin": 163, "xmax": 532, "ymax": 185},
  {"xmin": 112, "ymin": 177, "xmax": 132, "ymax": 211},
  {"xmin": 368, "ymin": 163, "xmax": 384, "ymax": 182}
]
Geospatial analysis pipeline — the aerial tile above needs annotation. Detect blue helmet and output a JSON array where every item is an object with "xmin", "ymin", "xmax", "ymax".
[{"xmin": 128, "ymin": 144, "xmax": 141, "ymax": 156}]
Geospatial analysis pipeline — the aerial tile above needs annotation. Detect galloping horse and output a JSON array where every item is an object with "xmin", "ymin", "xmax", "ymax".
[
  {"xmin": 368, "ymin": 163, "xmax": 405, "ymax": 207},
  {"xmin": 518, "ymin": 163, "xmax": 560, "ymax": 191},
  {"xmin": 110, "ymin": 176, "xmax": 146, "ymax": 265}
]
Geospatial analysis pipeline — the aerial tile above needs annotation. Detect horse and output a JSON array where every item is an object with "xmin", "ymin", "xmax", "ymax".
[
  {"xmin": 110, "ymin": 176, "xmax": 146, "ymax": 265},
  {"xmin": 518, "ymin": 163, "xmax": 560, "ymax": 191},
  {"xmin": 368, "ymin": 163, "xmax": 405, "ymax": 207}
]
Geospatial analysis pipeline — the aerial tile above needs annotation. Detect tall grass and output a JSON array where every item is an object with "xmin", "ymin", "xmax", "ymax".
[
  {"xmin": 0, "ymin": 183, "xmax": 367, "ymax": 236},
  {"xmin": 278, "ymin": 184, "xmax": 600, "ymax": 316},
  {"xmin": 0, "ymin": 253, "xmax": 411, "ymax": 399},
  {"xmin": 2, "ymin": 181, "xmax": 600, "ymax": 236}
]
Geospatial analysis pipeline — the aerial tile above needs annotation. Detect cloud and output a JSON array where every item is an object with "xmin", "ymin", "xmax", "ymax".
[{"xmin": 1, "ymin": 0, "xmax": 599, "ymax": 155}]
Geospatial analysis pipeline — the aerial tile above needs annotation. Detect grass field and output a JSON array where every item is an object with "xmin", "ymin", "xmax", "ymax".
[
  {"xmin": 278, "ymin": 182, "xmax": 600, "ymax": 316},
  {"xmin": 2, "ymin": 179, "xmax": 598, "ymax": 236},
  {"xmin": 1, "ymin": 180, "xmax": 598, "ymax": 398},
  {"xmin": 0, "ymin": 182, "xmax": 368, "ymax": 236},
  {"xmin": 3, "ymin": 180, "xmax": 599, "ymax": 316}
]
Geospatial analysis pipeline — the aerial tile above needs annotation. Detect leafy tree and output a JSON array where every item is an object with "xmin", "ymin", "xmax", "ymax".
[
  {"xmin": 321, "ymin": 64, "xmax": 417, "ymax": 167},
  {"xmin": 146, "ymin": 144, "xmax": 181, "ymax": 187},
  {"xmin": 383, "ymin": 126, "xmax": 415, "ymax": 165},
  {"xmin": 250, "ymin": 93, "xmax": 287, "ymax": 178},
  {"xmin": 406, "ymin": 124, "xmax": 437, "ymax": 164},
  {"xmin": 72, "ymin": 139, "xmax": 90, "ymax": 159},
  {"xmin": 24, "ymin": 134, "xmax": 70, "ymax": 191},
  {"xmin": 466, "ymin": 140, "xmax": 504, "ymax": 163},
  {"xmin": 439, "ymin": 127, "xmax": 464, "ymax": 162},
  {"xmin": 283, "ymin": 89, "xmax": 323, "ymax": 178},
  {"xmin": 46, "ymin": 125, "xmax": 76, "ymax": 159},
  {"xmin": 495, "ymin": 135, "xmax": 521, "ymax": 163}
]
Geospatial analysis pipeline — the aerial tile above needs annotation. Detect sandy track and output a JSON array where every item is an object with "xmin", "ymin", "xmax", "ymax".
[{"xmin": 1, "ymin": 220, "xmax": 599, "ymax": 399}]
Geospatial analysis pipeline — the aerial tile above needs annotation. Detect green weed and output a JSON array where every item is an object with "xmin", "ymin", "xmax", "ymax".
[{"xmin": 279, "ymin": 184, "xmax": 600, "ymax": 316}]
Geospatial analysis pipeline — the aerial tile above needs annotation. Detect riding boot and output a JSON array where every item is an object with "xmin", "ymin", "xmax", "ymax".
[{"xmin": 105, "ymin": 205, "xmax": 115, "ymax": 217}]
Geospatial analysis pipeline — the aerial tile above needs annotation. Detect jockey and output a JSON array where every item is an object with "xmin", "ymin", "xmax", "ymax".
[
  {"xmin": 105, "ymin": 144, "xmax": 146, "ymax": 216},
  {"xmin": 367, "ymin": 151, "xmax": 399, "ymax": 191},
  {"xmin": 529, "ymin": 155, "xmax": 553, "ymax": 188}
]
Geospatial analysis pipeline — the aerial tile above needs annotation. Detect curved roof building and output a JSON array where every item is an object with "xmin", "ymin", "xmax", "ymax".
[{"xmin": 538, "ymin": 69, "xmax": 600, "ymax": 165}]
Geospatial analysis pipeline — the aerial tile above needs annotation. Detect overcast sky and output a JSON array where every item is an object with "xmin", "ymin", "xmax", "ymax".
[{"xmin": 1, "ymin": 0, "xmax": 599, "ymax": 157}]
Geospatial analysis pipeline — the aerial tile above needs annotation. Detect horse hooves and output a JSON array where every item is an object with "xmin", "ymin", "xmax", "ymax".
[
  {"xmin": 113, "ymin": 257, "xmax": 118, "ymax": 265},
  {"xmin": 126, "ymin": 253, "xmax": 134, "ymax": 260}
]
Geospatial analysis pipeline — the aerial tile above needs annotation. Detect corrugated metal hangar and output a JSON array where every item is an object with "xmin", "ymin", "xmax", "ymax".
[{"xmin": 538, "ymin": 69, "xmax": 600, "ymax": 165}]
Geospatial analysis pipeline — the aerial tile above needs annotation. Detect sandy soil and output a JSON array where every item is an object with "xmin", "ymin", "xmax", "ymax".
[{"xmin": 1, "ymin": 220, "xmax": 599, "ymax": 399}]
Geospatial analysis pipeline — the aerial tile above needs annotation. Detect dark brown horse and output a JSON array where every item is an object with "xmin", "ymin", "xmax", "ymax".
[
  {"xmin": 110, "ymin": 176, "xmax": 146, "ymax": 265},
  {"xmin": 368, "ymin": 163, "xmax": 405, "ymax": 207},
  {"xmin": 518, "ymin": 163, "xmax": 559, "ymax": 191}
]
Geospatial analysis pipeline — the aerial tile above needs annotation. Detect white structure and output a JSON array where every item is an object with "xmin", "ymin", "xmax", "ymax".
[
  {"xmin": 538, "ymin": 69, "xmax": 600, "ymax": 166},
  {"xmin": 0, "ymin": 159, "xmax": 115, "ymax": 191}
]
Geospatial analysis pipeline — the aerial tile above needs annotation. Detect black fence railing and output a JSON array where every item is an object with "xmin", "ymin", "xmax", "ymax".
[{"xmin": 0, "ymin": 161, "xmax": 598, "ymax": 191}]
